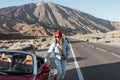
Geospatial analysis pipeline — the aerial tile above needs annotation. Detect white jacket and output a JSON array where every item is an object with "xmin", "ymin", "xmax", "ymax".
[{"xmin": 45, "ymin": 39, "xmax": 71, "ymax": 61}]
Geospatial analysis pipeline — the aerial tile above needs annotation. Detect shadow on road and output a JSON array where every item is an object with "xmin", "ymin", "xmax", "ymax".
[
  {"xmin": 81, "ymin": 62, "xmax": 120, "ymax": 80},
  {"xmin": 70, "ymin": 40, "xmax": 85, "ymax": 43},
  {"xmin": 67, "ymin": 57, "xmax": 86, "ymax": 63},
  {"xmin": 65, "ymin": 68, "xmax": 79, "ymax": 80},
  {"xmin": 36, "ymin": 48, "xmax": 48, "ymax": 51}
]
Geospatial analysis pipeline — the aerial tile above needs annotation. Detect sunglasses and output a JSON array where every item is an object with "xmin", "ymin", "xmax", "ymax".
[{"xmin": 55, "ymin": 36, "xmax": 61, "ymax": 38}]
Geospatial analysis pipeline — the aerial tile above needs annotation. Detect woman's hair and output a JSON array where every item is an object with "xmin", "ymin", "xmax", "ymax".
[
  {"xmin": 55, "ymin": 36, "xmax": 63, "ymax": 45},
  {"xmin": 54, "ymin": 30, "xmax": 64, "ymax": 45}
]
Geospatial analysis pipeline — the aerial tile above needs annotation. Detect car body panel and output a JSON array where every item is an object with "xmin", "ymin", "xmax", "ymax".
[{"xmin": 0, "ymin": 75, "xmax": 34, "ymax": 80}]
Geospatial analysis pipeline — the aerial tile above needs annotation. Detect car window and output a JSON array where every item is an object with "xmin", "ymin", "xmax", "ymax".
[{"xmin": 0, "ymin": 52, "xmax": 33, "ymax": 75}]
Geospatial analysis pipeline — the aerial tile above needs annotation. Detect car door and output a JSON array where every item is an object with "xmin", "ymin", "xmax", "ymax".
[{"xmin": 36, "ymin": 63, "xmax": 50, "ymax": 80}]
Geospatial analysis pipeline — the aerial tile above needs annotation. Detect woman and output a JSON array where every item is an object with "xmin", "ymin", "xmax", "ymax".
[{"xmin": 45, "ymin": 30, "xmax": 71, "ymax": 80}]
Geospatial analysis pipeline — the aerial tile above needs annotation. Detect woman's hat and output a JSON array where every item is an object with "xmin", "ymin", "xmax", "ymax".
[{"xmin": 55, "ymin": 30, "xmax": 62, "ymax": 37}]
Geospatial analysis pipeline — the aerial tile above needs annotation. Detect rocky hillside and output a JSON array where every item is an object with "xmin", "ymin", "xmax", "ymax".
[{"xmin": 0, "ymin": 1, "xmax": 120, "ymax": 37}]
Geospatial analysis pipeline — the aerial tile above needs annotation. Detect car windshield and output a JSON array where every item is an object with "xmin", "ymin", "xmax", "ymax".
[{"xmin": 0, "ymin": 52, "xmax": 33, "ymax": 76}]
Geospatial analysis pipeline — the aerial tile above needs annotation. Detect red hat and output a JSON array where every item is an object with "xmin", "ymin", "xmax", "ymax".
[{"xmin": 55, "ymin": 30, "xmax": 62, "ymax": 37}]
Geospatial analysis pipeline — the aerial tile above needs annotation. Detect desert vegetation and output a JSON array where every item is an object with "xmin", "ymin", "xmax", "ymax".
[
  {"xmin": 0, "ymin": 37, "xmax": 54, "ymax": 50},
  {"xmin": 71, "ymin": 30, "xmax": 120, "ymax": 46},
  {"xmin": 1, "ymin": 30, "xmax": 120, "ymax": 51}
]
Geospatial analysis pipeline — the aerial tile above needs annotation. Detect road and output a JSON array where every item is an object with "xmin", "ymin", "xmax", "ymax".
[
  {"xmin": 36, "ymin": 39, "xmax": 120, "ymax": 80},
  {"xmin": 69, "ymin": 39, "xmax": 120, "ymax": 80}
]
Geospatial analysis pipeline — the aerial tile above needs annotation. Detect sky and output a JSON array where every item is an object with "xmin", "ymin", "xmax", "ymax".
[{"xmin": 0, "ymin": 0, "xmax": 120, "ymax": 21}]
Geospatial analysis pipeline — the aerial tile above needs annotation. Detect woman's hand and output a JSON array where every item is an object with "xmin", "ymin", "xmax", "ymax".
[
  {"xmin": 65, "ymin": 55, "xmax": 69, "ymax": 60},
  {"xmin": 61, "ymin": 55, "xmax": 68, "ymax": 60},
  {"xmin": 45, "ymin": 60, "xmax": 50, "ymax": 66},
  {"xmin": 44, "ymin": 58, "xmax": 50, "ymax": 66}
]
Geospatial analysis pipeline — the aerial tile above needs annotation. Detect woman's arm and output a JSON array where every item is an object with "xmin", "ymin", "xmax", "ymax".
[
  {"xmin": 45, "ymin": 42, "xmax": 55, "ymax": 62},
  {"xmin": 64, "ymin": 40, "xmax": 71, "ymax": 60},
  {"xmin": 66, "ymin": 40, "xmax": 71, "ymax": 55}
]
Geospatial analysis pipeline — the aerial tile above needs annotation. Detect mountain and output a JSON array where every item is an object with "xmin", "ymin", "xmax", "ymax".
[{"xmin": 0, "ymin": 2, "xmax": 120, "ymax": 37}]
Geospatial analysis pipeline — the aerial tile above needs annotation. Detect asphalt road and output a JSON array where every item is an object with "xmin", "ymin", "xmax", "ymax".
[
  {"xmin": 36, "ymin": 39, "xmax": 120, "ymax": 80},
  {"xmin": 70, "ymin": 39, "xmax": 120, "ymax": 80}
]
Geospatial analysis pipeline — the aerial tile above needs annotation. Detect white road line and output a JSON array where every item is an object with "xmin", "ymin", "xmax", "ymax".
[
  {"xmin": 69, "ymin": 42, "xmax": 84, "ymax": 80},
  {"xmin": 111, "ymin": 53, "xmax": 120, "ymax": 58},
  {"xmin": 96, "ymin": 47, "xmax": 106, "ymax": 52}
]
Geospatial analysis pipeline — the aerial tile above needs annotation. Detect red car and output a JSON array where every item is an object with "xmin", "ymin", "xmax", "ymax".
[{"xmin": 0, "ymin": 49, "xmax": 51, "ymax": 80}]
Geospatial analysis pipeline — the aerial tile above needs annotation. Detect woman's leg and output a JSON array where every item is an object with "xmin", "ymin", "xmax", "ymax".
[
  {"xmin": 61, "ymin": 60, "xmax": 67, "ymax": 79},
  {"xmin": 55, "ymin": 58, "xmax": 62, "ymax": 80}
]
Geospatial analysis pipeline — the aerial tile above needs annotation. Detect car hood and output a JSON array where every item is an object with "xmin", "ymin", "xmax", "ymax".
[{"xmin": 0, "ymin": 75, "xmax": 35, "ymax": 80}]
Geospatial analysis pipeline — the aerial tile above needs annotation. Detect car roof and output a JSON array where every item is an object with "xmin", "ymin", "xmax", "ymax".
[{"xmin": 0, "ymin": 49, "xmax": 36, "ymax": 57}]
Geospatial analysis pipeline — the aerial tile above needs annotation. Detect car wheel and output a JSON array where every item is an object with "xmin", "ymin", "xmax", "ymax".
[{"xmin": 48, "ymin": 69, "xmax": 57, "ymax": 80}]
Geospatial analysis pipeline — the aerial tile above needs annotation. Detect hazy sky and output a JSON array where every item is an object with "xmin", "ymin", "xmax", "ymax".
[{"xmin": 0, "ymin": 0, "xmax": 120, "ymax": 21}]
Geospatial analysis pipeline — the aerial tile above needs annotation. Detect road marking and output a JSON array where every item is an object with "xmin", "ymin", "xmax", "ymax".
[
  {"xmin": 111, "ymin": 53, "xmax": 120, "ymax": 58},
  {"xmin": 69, "ymin": 42, "xmax": 84, "ymax": 80},
  {"xmin": 96, "ymin": 47, "xmax": 106, "ymax": 52}
]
